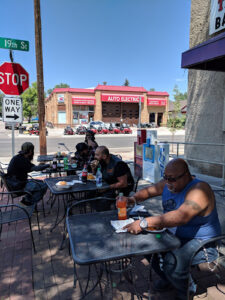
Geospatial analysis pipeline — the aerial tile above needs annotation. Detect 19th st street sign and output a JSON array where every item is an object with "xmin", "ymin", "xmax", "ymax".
[
  {"xmin": 3, "ymin": 96, "xmax": 23, "ymax": 123},
  {"xmin": 0, "ymin": 37, "xmax": 29, "ymax": 51},
  {"xmin": 0, "ymin": 62, "xmax": 29, "ymax": 95}
]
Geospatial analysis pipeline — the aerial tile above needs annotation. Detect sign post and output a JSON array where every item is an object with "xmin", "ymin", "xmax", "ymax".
[
  {"xmin": 138, "ymin": 96, "xmax": 142, "ymax": 128},
  {"xmin": 3, "ymin": 96, "xmax": 23, "ymax": 156}
]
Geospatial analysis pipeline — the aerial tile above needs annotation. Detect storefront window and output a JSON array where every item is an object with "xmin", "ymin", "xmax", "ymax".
[{"xmin": 58, "ymin": 111, "xmax": 66, "ymax": 123}]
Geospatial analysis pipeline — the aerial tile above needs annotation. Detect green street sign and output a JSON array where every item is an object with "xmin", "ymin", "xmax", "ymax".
[{"xmin": 0, "ymin": 37, "xmax": 29, "ymax": 51}]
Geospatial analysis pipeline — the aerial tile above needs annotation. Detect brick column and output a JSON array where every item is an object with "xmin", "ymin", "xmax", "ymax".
[
  {"xmin": 141, "ymin": 93, "xmax": 149, "ymax": 123},
  {"xmin": 94, "ymin": 91, "xmax": 102, "ymax": 120}
]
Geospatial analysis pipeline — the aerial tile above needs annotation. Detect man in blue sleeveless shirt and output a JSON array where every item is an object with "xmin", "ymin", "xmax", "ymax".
[{"xmin": 123, "ymin": 158, "xmax": 221, "ymax": 300}]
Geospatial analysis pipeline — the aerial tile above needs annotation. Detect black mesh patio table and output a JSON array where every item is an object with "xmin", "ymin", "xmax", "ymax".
[
  {"xmin": 67, "ymin": 210, "xmax": 181, "ymax": 265},
  {"xmin": 44, "ymin": 175, "xmax": 109, "ymax": 195}
]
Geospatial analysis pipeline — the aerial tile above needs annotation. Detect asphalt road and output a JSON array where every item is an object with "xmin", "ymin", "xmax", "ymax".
[{"xmin": 0, "ymin": 133, "xmax": 185, "ymax": 157}]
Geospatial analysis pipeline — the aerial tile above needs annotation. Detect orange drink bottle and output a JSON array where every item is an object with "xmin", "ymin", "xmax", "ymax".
[{"xmin": 117, "ymin": 193, "xmax": 127, "ymax": 220}]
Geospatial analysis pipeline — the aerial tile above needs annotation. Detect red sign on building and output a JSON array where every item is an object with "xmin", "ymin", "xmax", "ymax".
[
  {"xmin": 72, "ymin": 97, "xmax": 96, "ymax": 105},
  {"xmin": 147, "ymin": 98, "xmax": 167, "ymax": 106},
  {"xmin": 101, "ymin": 94, "xmax": 144, "ymax": 103},
  {"xmin": 0, "ymin": 62, "xmax": 29, "ymax": 95}
]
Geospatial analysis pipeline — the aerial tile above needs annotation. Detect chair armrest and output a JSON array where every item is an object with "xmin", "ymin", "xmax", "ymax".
[{"xmin": 0, "ymin": 203, "xmax": 34, "ymax": 217}]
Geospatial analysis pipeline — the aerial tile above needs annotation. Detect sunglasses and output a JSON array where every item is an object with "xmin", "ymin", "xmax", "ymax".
[{"xmin": 163, "ymin": 171, "xmax": 187, "ymax": 182}]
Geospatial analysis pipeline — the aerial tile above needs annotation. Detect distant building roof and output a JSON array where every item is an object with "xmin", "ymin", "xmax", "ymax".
[
  {"xmin": 169, "ymin": 100, "xmax": 187, "ymax": 113},
  {"xmin": 95, "ymin": 85, "xmax": 147, "ymax": 93},
  {"xmin": 147, "ymin": 91, "xmax": 169, "ymax": 96},
  {"xmin": 53, "ymin": 88, "xmax": 95, "ymax": 93}
]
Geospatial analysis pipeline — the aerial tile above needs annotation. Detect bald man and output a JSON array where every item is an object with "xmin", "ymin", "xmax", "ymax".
[
  {"xmin": 91, "ymin": 146, "xmax": 134, "ymax": 210},
  {"xmin": 122, "ymin": 158, "xmax": 221, "ymax": 300}
]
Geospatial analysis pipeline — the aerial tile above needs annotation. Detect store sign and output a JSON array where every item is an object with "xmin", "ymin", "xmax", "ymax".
[
  {"xmin": 101, "ymin": 94, "xmax": 144, "ymax": 103},
  {"xmin": 210, "ymin": 0, "xmax": 225, "ymax": 34},
  {"xmin": 147, "ymin": 98, "xmax": 167, "ymax": 106},
  {"xmin": 57, "ymin": 94, "xmax": 64, "ymax": 103},
  {"xmin": 72, "ymin": 96, "xmax": 96, "ymax": 105}
]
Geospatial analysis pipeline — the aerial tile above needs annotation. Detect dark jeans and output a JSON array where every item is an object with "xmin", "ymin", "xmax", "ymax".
[
  {"xmin": 24, "ymin": 179, "xmax": 48, "ymax": 204},
  {"xmin": 150, "ymin": 238, "xmax": 219, "ymax": 300}
]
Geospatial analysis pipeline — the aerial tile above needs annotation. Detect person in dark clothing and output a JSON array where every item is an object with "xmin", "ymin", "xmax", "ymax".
[
  {"xmin": 7, "ymin": 142, "xmax": 49, "ymax": 206},
  {"xmin": 91, "ymin": 146, "xmax": 134, "ymax": 210},
  {"xmin": 72, "ymin": 142, "xmax": 94, "ymax": 170},
  {"xmin": 84, "ymin": 130, "xmax": 98, "ymax": 151}
]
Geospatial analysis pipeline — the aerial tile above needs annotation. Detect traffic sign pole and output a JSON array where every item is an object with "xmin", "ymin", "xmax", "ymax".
[{"xmin": 12, "ymin": 124, "xmax": 15, "ymax": 156}]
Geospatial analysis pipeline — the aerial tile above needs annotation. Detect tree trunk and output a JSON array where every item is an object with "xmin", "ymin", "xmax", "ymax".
[{"xmin": 34, "ymin": 0, "xmax": 47, "ymax": 155}]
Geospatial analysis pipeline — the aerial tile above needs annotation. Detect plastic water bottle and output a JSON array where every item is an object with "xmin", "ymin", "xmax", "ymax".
[{"xmin": 96, "ymin": 167, "xmax": 102, "ymax": 188}]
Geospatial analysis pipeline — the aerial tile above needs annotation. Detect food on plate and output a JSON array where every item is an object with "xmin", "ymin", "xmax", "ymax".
[
  {"xmin": 57, "ymin": 181, "xmax": 67, "ymax": 186},
  {"xmin": 87, "ymin": 173, "xmax": 95, "ymax": 180}
]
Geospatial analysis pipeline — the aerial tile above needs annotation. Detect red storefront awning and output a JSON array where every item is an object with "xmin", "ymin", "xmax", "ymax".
[
  {"xmin": 147, "ymin": 98, "xmax": 167, "ymax": 106},
  {"xmin": 72, "ymin": 97, "xmax": 96, "ymax": 105},
  {"xmin": 101, "ymin": 94, "xmax": 144, "ymax": 103}
]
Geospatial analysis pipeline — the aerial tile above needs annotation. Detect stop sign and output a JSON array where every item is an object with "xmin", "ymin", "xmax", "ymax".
[{"xmin": 0, "ymin": 62, "xmax": 29, "ymax": 95}]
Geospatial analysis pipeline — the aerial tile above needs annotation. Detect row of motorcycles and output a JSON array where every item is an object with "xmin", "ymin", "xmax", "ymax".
[{"xmin": 64, "ymin": 123, "xmax": 133, "ymax": 135}]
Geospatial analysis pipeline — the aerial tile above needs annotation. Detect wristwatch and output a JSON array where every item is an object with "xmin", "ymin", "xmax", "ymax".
[{"xmin": 140, "ymin": 218, "xmax": 148, "ymax": 229}]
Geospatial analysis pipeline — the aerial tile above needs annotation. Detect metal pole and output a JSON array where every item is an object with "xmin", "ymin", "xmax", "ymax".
[
  {"xmin": 138, "ymin": 96, "xmax": 141, "ymax": 128},
  {"xmin": 12, "ymin": 124, "xmax": 15, "ymax": 156}
]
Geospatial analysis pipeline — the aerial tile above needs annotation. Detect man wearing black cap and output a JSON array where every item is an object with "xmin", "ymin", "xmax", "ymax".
[{"xmin": 7, "ymin": 142, "xmax": 49, "ymax": 206}]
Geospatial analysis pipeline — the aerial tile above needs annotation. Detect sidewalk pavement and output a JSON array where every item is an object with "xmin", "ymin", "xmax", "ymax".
[{"xmin": 0, "ymin": 161, "xmax": 225, "ymax": 299}]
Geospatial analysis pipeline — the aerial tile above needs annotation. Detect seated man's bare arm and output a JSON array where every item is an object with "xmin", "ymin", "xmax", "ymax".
[
  {"xmin": 130, "ymin": 179, "xmax": 166, "ymax": 203},
  {"xmin": 110, "ymin": 174, "xmax": 127, "ymax": 190},
  {"xmin": 145, "ymin": 182, "xmax": 212, "ymax": 229}
]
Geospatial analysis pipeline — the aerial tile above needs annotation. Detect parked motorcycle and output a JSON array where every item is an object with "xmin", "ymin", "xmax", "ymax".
[
  {"xmin": 64, "ymin": 126, "xmax": 74, "ymax": 135},
  {"xmin": 75, "ymin": 126, "xmax": 87, "ymax": 135}
]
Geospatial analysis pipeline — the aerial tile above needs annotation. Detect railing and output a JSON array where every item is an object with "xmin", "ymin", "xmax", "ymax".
[{"xmin": 161, "ymin": 141, "xmax": 225, "ymax": 186}]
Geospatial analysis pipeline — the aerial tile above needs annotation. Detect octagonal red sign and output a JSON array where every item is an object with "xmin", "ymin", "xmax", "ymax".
[{"xmin": 0, "ymin": 62, "xmax": 29, "ymax": 95}]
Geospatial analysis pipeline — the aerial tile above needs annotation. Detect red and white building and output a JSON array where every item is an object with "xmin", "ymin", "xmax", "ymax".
[{"xmin": 45, "ymin": 85, "xmax": 169, "ymax": 128}]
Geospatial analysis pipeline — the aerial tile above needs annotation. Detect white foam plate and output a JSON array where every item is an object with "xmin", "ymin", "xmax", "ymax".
[{"xmin": 144, "ymin": 228, "xmax": 166, "ymax": 233}]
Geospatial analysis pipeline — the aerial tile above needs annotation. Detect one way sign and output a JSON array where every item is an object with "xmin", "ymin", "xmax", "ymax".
[{"xmin": 3, "ymin": 96, "xmax": 23, "ymax": 123}]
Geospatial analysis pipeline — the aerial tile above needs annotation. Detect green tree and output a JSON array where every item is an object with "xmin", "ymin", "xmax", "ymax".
[
  {"xmin": 149, "ymin": 88, "xmax": 155, "ymax": 91},
  {"xmin": 102, "ymin": 81, "xmax": 107, "ymax": 85},
  {"xmin": 123, "ymin": 79, "xmax": 130, "ymax": 86},
  {"xmin": 173, "ymin": 84, "xmax": 187, "ymax": 101},
  {"xmin": 22, "ymin": 82, "xmax": 39, "ymax": 122},
  {"xmin": 167, "ymin": 85, "xmax": 187, "ymax": 151},
  {"xmin": 47, "ymin": 83, "xmax": 70, "ymax": 95}
]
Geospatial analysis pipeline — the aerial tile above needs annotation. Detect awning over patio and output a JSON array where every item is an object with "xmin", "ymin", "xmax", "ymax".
[{"xmin": 181, "ymin": 31, "xmax": 225, "ymax": 72}]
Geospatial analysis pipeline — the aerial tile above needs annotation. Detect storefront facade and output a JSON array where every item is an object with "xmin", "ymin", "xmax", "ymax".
[{"xmin": 45, "ymin": 85, "xmax": 169, "ymax": 128}]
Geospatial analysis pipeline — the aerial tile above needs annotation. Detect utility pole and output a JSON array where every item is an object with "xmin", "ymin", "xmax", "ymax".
[
  {"xmin": 138, "ymin": 96, "xmax": 142, "ymax": 128},
  {"xmin": 34, "ymin": 0, "xmax": 47, "ymax": 155}
]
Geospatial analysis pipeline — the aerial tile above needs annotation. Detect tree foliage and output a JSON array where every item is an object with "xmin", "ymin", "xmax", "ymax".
[
  {"xmin": 22, "ymin": 82, "xmax": 38, "ymax": 122},
  {"xmin": 173, "ymin": 84, "xmax": 187, "ymax": 101},
  {"xmin": 123, "ymin": 79, "xmax": 130, "ymax": 86},
  {"xmin": 149, "ymin": 88, "xmax": 155, "ymax": 91},
  {"xmin": 47, "ymin": 83, "xmax": 70, "ymax": 95},
  {"xmin": 102, "ymin": 81, "xmax": 107, "ymax": 85}
]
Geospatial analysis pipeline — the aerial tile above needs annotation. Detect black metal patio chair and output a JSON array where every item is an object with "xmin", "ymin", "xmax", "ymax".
[
  {"xmin": 0, "ymin": 191, "xmax": 41, "ymax": 253},
  {"xmin": 188, "ymin": 234, "xmax": 225, "ymax": 299}
]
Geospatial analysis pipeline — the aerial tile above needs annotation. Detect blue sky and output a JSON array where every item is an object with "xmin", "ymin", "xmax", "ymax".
[{"xmin": 0, "ymin": 0, "xmax": 191, "ymax": 99}]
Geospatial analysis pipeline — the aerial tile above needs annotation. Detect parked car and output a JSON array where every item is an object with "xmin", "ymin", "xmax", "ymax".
[
  {"xmin": 86, "ymin": 121, "xmax": 105, "ymax": 130},
  {"xmin": 5, "ymin": 122, "xmax": 21, "ymax": 130},
  {"xmin": 64, "ymin": 126, "xmax": 74, "ymax": 135}
]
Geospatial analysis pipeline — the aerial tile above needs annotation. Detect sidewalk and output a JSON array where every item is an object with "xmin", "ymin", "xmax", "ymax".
[{"xmin": 0, "ymin": 161, "xmax": 225, "ymax": 299}]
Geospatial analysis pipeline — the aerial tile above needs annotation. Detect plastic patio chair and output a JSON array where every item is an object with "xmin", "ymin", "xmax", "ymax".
[{"xmin": 0, "ymin": 191, "xmax": 41, "ymax": 253}]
